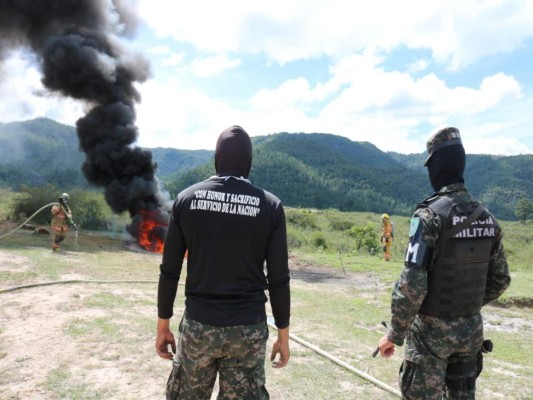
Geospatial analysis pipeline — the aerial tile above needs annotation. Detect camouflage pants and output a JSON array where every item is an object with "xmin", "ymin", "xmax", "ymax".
[
  {"xmin": 400, "ymin": 314, "xmax": 483, "ymax": 400},
  {"xmin": 166, "ymin": 315, "xmax": 269, "ymax": 400}
]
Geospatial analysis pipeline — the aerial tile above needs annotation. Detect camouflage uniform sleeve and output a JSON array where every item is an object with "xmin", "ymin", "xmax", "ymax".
[
  {"xmin": 483, "ymin": 231, "xmax": 511, "ymax": 305},
  {"xmin": 387, "ymin": 207, "xmax": 439, "ymax": 346}
]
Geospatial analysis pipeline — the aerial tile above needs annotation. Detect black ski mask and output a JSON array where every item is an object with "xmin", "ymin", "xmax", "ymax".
[
  {"xmin": 427, "ymin": 144, "xmax": 466, "ymax": 192},
  {"xmin": 214, "ymin": 125, "xmax": 252, "ymax": 178}
]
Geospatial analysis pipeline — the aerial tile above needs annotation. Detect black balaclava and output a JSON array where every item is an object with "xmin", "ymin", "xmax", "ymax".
[
  {"xmin": 214, "ymin": 125, "xmax": 252, "ymax": 178},
  {"xmin": 427, "ymin": 144, "xmax": 466, "ymax": 192}
]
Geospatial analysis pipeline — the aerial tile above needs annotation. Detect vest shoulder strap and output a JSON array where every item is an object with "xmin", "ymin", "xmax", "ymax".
[{"xmin": 441, "ymin": 203, "xmax": 484, "ymax": 241}]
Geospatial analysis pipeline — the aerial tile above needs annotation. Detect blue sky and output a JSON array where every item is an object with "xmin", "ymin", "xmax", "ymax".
[{"xmin": 0, "ymin": 0, "xmax": 532, "ymax": 155}]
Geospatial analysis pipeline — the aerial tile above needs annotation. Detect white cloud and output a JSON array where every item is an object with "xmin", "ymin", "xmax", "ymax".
[
  {"xmin": 131, "ymin": 1, "xmax": 533, "ymax": 156},
  {"xmin": 0, "ymin": 52, "xmax": 84, "ymax": 125},
  {"xmin": 162, "ymin": 53, "xmax": 185, "ymax": 67},
  {"xmin": 135, "ymin": 77, "xmax": 247, "ymax": 149},
  {"xmin": 188, "ymin": 54, "xmax": 241, "ymax": 77},
  {"xmin": 138, "ymin": 0, "xmax": 533, "ymax": 68},
  {"xmin": 409, "ymin": 59, "xmax": 430, "ymax": 73},
  {"xmin": 150, "ymin": 45, "xmax": 171, "ymax": 54},
  {"xmin": 252, "ymin": 78, "xmax": 314, "ymax": 110}
]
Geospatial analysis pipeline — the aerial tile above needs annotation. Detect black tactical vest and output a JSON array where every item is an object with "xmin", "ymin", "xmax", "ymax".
[{"xmin": 418, "ymin": 195, "xmax": 497, "ymax": 318}]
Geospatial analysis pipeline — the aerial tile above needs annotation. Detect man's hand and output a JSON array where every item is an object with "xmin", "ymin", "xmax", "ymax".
[
  {"xmin": 271, "ymin": 327, "xmax": 290, "ymax": 368},
  {"xmin": 378, "ymin": 335, "xmax": 395, "ymax": 358},
  {"xmin": 156, "ymin": 318, "xmax": 176, "ymax": 360}
]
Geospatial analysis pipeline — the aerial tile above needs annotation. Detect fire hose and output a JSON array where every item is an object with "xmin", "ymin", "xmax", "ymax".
[
  {"xmin": 0, "ymin": 202, "xmax": 58, "ymax": 240},
  {"xmin": 267, "ymin": 317, "xmax": 402, "ymax": 398},
  {"xmin": 0, "ymin": 202, "xmax": 79, "ymax": 251},
  {"xmin": 0, "ymin": 278, "xmax": 402, "ymax": 397}
]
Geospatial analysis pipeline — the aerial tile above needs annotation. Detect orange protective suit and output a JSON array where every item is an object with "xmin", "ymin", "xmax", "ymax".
[
  {"xmin": 381, "ymin": 214, "xmax": 393, "ymax": 261},
  {"xmin": 51, "ymin": 203, "xmax": 72, "ymax": 251}
]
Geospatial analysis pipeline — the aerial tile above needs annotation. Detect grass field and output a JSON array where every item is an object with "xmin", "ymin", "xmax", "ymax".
[{"xmin": 0, "ymin": 198, "xmax": 532, "ymax": 399}]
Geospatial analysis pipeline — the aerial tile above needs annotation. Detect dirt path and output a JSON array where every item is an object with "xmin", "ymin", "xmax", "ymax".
[
  {"xmin": 1, "ymin": 250, "xmax": 530, "ymax": 399},
  {"xmin": 0, "ymin": 250, "xmax": 388, "ymax": 400}
]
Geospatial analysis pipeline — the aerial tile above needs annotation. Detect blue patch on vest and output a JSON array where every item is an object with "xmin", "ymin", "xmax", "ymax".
[{"xmin": 409, "ymin": 217, "xmax": 420, "ymax": 237}]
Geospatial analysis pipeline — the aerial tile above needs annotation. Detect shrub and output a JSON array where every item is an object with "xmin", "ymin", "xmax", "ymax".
[
  {"xmin": 12, "ymin": 184, "xmax": 59, "ymax": 224},
  {"xmin": 515, "ymin": 198, "xmax": 533, "ymax": 223},
  {"xmin": 327, "ymin": 216, "xmax": 354, "ymax": 231},
  {"xmin": 311, "ymin": 231, "xmax": 327, "ymax": 249},
  {"xmin": 11, "ymin": 186, "xmax": 116, "ymax": 231},
  {"xmin": 286, "ymin": 208, "xmax": 318, "ymax": 229},
  {"xmin": 287, "ymin": 226, "xmax": 305, "ymax": 248},
  {"xmin": 69, "ymin": 189, "xmax": 110, "ymax": 231},
  {"xmin": 347, "ymin": 223, "xmax": 379, "ymax": 253}
]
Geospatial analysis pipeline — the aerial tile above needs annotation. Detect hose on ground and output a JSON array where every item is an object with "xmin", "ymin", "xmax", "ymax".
[
  {"xmin": 0, "ymin": 279, "xmax": 157, "ymax": 294},
  {"xmin": 267, "ymin": 321, "xmax": 402, "ymax": 398}
]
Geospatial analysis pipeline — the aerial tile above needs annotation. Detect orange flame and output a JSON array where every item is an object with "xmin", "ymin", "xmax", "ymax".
[{"xmin": 137, "ymin": 210, "xmax": 167, "ymax": 253}]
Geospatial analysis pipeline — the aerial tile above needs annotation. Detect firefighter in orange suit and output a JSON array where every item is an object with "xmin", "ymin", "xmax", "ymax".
[
  {"xmin": 51, "ymin": 193, "xmax": 77, "ymax": 252},
  {"xmin": 381, "ymin": 213, "xmax": 393, "ymax": 261}
]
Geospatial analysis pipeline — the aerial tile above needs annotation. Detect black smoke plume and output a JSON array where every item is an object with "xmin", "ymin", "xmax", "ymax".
[{"xmin": 0, "ymin": 0, "xmax": 170, "ymax": 246}]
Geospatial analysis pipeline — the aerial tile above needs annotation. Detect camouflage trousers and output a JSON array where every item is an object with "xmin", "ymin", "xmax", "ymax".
[
  {"xmin": 400, "ymin": 314, "xmax": 483, "ymax": 400},
  {"xmin": 166, "ymin": 315, "xmax": 269, "ymax": 400}
]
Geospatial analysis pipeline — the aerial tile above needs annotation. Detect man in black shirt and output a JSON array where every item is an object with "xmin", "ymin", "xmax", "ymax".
[{"xmin": 156, "ymin": 125, "xmax": 291, "ymax": 399}]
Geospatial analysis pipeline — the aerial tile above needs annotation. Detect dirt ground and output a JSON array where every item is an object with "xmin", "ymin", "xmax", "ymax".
[
  {"xmin": 0, "ymin": 250, "xmax": 531, "ymax": 399},
  {"xmin": 0, "ymin": 250, "xmax": 383, "ymax": 400}
]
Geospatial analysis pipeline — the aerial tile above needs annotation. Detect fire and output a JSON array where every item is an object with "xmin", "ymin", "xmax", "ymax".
[{"xmin": 137, "ymin": 210, "xmax": 167, "ymax": 253}]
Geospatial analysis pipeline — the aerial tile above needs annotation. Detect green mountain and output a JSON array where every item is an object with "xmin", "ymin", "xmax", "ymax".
[
  {"xmin": 165, "ymin": 132, "xmax": 533, "ymax": 220},
  {"xmin": 1, "ymin": 118, "xmax": 531, "ymax": 220},
  {"xmin": 150, "ymin": 147, "xmax": 213, "ymax": 179},
  {"xmin": 0, "ymin": 118, "xmax": 86, "ymax": 188},
  {"xmin": 0, "ymin": 118, "xmax": 212, "ymax": 189},
  {"xmin": 391, "ymin": 151, "xmax": 533, "ymax": 219},
  {"xmin": 249, "ymin": 133, "xmax": 429, "ymax": 214}
]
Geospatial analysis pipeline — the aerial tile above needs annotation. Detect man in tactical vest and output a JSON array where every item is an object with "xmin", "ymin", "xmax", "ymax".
[{"xmin": 377, "ymin": 127, "xmax": 510, "ymax": 399}]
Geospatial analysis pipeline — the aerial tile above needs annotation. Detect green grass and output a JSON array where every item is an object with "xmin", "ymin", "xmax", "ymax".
[
  {"xmin": 65, "ymin": 317, "xmax": 122, "ymax": 339},
  {"xmin": 84, "ymin": 292, "xmax": 132, "ymax": 309},
  {"xmin": 44, "ymin": 367, "xmax": 111, "ymax": 400},
  {"xmin": 499, "ymin": 270, "xmax": 533, "ymax": 299}
]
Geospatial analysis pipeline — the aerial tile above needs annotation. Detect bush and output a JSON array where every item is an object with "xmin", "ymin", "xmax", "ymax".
[
  {"xmin": 287, "ymin": 225, "xmax": 305, "ymax": 248},
  {"xmin": 286, "ymin": 208, "xmax": 318, "ymax": 229},
  {"xmin": 69, "ymin": 189, "xmax": 110, "ymax": 231},
  {"xmin": 327, "ymin": 216, "xmax": 354, "ymax": 231},
  {"xmin": 311, "ymin": 231, "xmax": 327, "ymax": 249},
  {"xmin": 12, "ymin": 184, "xmax": 59, "ymax": 224},
  {"xmin": 11, "ymin": 186, "xmax": 117, "ymax": 231},
  {"xmin": 347, "ymin": 223, "xmax": 379, "ymax": 254},
  {"xmin": 515, "ymin": 198, "xmax": 533, "ymax": 223}
]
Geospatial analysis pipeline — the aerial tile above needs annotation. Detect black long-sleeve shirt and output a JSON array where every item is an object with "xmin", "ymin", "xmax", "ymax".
[{"xmin": 157, "ymin": 176, "xmax": 291, "ymax": 329}]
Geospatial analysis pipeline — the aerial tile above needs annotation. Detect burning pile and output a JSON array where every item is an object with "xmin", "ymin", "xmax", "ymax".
[
  {"xmin": 0, "ymin": 0, "xmax": 171, "ymax": 250},
  {"xmin": 133, "ymin": 210, "xmax": 168, "ymax": 253}
]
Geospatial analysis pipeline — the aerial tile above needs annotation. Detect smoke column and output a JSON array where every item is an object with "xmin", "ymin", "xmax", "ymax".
[{"xmin": 0, "ymin": 0, "xmax": 170, "ymax": 244}]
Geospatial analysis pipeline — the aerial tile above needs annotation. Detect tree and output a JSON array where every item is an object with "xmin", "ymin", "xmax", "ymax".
[{"xmin": 515, "ymin": 198, "xmax": 533, "ymax": 223}]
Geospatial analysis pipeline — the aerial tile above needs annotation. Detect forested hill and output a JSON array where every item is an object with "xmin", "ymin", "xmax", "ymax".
[
  {"xmin": 0, "ymin": 118, "xmax": 86, "ymax": 188},
  {"xmin": 165, "ymin": 132, "xmax": 533, "ymax": 219},
  {"xmin": 390, "ymin": 151, "xmax": 533, "ymax": 219},
  {"xmin": 250, "ymin": 133, "xmax": 430, "ymax": 215},
  {"xmin": 1, "ymin": 118, "xmax": 532, "ymax": 220}
]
